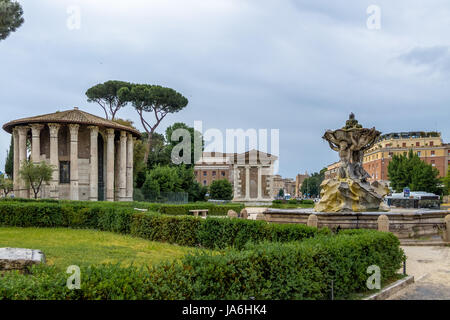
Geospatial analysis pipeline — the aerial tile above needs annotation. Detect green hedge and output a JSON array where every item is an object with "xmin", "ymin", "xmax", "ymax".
[
  {"xmin": 0, "ymin": 231, "xmax": 404, "ymax": 300},
  {"xmin": 0, "ymin": 202, "xmax": 325, "ymax": 249},
  {"xmin": 0, "ymin": 199, "xmax": 243, "ymax": 216}
]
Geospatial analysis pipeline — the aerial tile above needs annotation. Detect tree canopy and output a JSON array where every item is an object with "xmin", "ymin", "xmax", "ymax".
[
  {"xmin": 0, "ymin": 0, "xmax": 24, "ymax": 41},
  {"xmin": 118, "ymin": 84, "xmax": 188, "ymax": 164},
  {"xmin": 300, "ymin": 169, "xmax": 326, "ymax": 198},
  {"xmin": 85, "ymin": 81, "xmax": 132, "ymax": 120},
  {"xmin": 19, "ymin": 160, "xmax": 54, "ymax": 199},
  {"xmin": 209, "ymin": 179, "xmax": 233, "ymax": 200},
  {"xmin": 388, "ymin": 150, "xmax": 441, "ymax": 194}
]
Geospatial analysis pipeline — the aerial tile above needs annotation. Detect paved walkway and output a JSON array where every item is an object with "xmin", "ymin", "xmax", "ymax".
[{"xmin": 389, "ymin": 246, "xmax": 450, "ymax": 300}]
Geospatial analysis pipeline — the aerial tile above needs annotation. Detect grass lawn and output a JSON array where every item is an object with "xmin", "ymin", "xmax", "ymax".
[{"xmin": 0, "ymin": 227, "xmax": 198, "ymax": 270}]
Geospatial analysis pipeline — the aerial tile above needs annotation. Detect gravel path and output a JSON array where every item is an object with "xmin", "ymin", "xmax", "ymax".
[{"xmin": 389, "ymin": 246, "xmax": 450, "ymax": 300}]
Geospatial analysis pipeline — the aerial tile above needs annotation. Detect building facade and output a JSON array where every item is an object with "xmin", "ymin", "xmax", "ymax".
[
  {"xmin": 3, "ymin": 108, "xmax": 140, "ymax": 201},
  {"xmin": 271, "ymin": 175, "xmax": 296, "ymax": 198},
  {"xmin": 362, "ymin": 131, "xmax": 449, "ymax": 183},
  {"xmin": 295, "ymin": 172, "xmax": 309, "ymax": 197},
  {"xmin": 194, "ymin": 150, "xmax": 278, "ymax": 202}
]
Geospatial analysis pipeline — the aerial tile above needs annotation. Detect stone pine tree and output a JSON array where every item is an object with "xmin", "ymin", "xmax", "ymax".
[
  {"xmin": 5, "ymin": 136, "xmax": 14, "ymax": 178},
  {"xmin": 85, "ymin": 81, "xmax": 132, "ymax": 120},
  {"xmin": 118, "ymin": 84, "xmax": 189, "ymax": 165},
  {"xmin": 0, "ymin": 0, "xmax": 24, "ymax": 41},
  {"xmin": 19, "ymin": 160, "xmax": 54, "ymax": 199}
]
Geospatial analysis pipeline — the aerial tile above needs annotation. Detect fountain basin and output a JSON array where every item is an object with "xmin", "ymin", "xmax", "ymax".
[{"xmin": 263, "ymin": 208, "xmax": 449, "ymax": 239}]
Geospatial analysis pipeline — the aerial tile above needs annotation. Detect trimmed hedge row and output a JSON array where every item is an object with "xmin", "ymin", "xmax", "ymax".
[
  {"xmin": 0, "ymin": 230, "xmax": 404, "ymax": 300},
  {"xmin": 0, "ymin": 199, "xmax": 244, "ymax": 216},
  {"xmin": 131, "ymin": 213, "xmax": 329, "ymax": 249},
  {"xmin": 0, "ymin": 202, "xmax": 325, "ymax": 249}
]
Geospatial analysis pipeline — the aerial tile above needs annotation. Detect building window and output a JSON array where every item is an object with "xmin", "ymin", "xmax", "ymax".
[
  {"xmin": 212, "ymin": 171, "xmax": 216, "ymax": 176},
  {"xmin": 417, "ymin": 151, "xmax": 421, "ymax": 157},
  {"xmin": 416, "ymin": 142, "xmax": 420, "ymax": 147},
  {"xmin": 431, "ymin": 151, "xmax": 435, "ymax": 156},
  {"xmin": 60, "ymin": 161, "xmax": 70, "ymax": 184},
  {"xmin": 203, "ymin": 180, "xmax": 207, "ymax": 186},
  {"xmin": 203, "ymin": 171, "xmax": 207, "ymax": 176},
  {"xmin": 430, "ymin": 141, "xmax": 434, "ymax": 146},
  {"xmin": 194, "ymin": 171, "xmax": 198, "ymax": 176},
  {"xmin": 402, "ymin": 143, "xmax": 406, "ymax": 147}
]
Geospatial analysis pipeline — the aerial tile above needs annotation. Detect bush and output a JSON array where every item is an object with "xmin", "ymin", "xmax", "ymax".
[
  {"xmin": 209, "ymin": 179, "xmax": 233, "ymax": 200},
  {"xmin": 0, "ymin": 230, "xmax": 404, "ymax": 300},
  {"xmin": 0, "ymin": 201, "xmax": 323, "ymax": 249}
]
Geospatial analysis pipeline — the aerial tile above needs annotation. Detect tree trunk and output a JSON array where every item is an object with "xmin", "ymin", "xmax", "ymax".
[{"xmin": 143, "ymin": 133, "xmax": 153, "ymax": 167}]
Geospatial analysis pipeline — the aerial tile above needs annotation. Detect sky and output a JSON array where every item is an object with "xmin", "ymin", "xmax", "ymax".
[{"xmin": 0, "ymin": 0, "xmax": 449, "ymax": 178}]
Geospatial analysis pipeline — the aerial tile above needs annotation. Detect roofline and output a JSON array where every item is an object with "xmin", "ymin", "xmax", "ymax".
[{"xmin": 2, "ymin": 109, "xmax": 141, "ymax": 137}]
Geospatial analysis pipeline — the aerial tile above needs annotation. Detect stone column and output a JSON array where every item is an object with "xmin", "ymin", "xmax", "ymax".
[
  {"xmin": 126, "ymin": 134, "xmax": 134, "ymax": 201},
  {"xmin": 444, "ymin": 215, "xmax": 450, "ymax": 242},
  {"xmin": 88, "ymin": 126, "xmax": 99, "ymax": 201},
  {"xmin": 307, "ymin": 214, "xmax": 318, "ymax": 228},
  {"xmin": 118, "ymin": 131, "xmax": 127, "ymax": 201},
  {"xmin": 48, "ymin": 123, "xmax": 60, "ymax": 200},
  {"xmin": 30, "ymin": 124, "xmax": 43, "ymax": 164},
  {"xmin": 69, "ymin": 124, "xmax": 79, "ymax": 201},
  {"xmin": 377, "ymin": 215, "xmax": 390, "ymax": 232},
  {"xmin": 12, "ymin": 128, "xmax": 19, "ymax": 197},
  {"xmin": 257, "ymin": 166, "xmax": 262, "ymax": 200},
  {"xmin": 245, "ymin": 166, "xmax": 250, "ymax": 200},
  {"xmin": 106, "ymin": 129, "xmax": 115, "ymax": 202},
  {"xmin": 17, "ymin": 126, "xmax": 29, "ymax": 198}
]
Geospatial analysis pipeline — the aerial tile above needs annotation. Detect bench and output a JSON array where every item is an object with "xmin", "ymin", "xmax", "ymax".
[{"xmin": 189, "ymin": 209, "xmax": 209, "ymax": 218}]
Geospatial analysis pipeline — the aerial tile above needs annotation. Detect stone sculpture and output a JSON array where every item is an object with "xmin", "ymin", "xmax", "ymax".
[{"xmin": 316, "ymin": 113, "xmax": 389, "ymax": 212}]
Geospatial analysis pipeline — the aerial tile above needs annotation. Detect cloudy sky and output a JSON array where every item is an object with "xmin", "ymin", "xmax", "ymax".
[{"xmin": 1, "ymin": 0, "xmax": 449, "ymax": 178}]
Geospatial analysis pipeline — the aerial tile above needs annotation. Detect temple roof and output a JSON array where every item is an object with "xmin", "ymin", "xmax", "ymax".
[{"xmin": 2, "ymin": 107, "xmax": 141, "ymax": 137}]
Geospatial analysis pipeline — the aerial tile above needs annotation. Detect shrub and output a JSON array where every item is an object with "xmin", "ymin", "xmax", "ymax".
[
  {"xmin": 209, "ymin": 179, "xmax": 233, "ymax": 200},
  {"xmin": 0, "ymin": 230, "xmax": 404, "ymax": 300}
]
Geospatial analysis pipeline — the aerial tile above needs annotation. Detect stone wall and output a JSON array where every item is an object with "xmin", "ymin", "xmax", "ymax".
[{"xmin": 263, "ymin": 209, "xmax": 448, "ymax": 239}]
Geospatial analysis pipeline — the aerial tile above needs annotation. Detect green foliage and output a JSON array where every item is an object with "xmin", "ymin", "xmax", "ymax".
[
  {"xmin": 0, "ymin": 0, "xmax": 24, "ymax": 41},
  {"xmin": 18, "ymin": 160, "xmax": 55, "ymax": 199},
  {"xmin": 165, "ymin": 122, "xmax": 203, "ymax": 167},
  {"xmin": 209, "ymin": 179, "xmax": 233, "ymax": 200},
  {"xmin": 118, "ymin": 84, "xmax": 189, "ymax": 164},
  {"xmin": 388, "ymin": 150, "xmax": 441, "ymax": 193},
  {"xmin": 0, "ymin": 173, "xmax": 13, "ymax": 196},
  {"xmin": 441, "ymin": 168, "xmax": 450, "ymax": 196},
  {"xmin": 85, "ymin": 80, "xmax": 132, "ymax": 120},
  {"xmin": 0, "ymin": 200, "xmax": 322, "ymax": 249},
  {"xmin": 0, "ymin": 230, "xmax": 403, "ymax": 300},
  {"xmin": 4, "ymin": 136, "xmax": 13, "ymax": 178},
  {"xmin": 300, "ymin": 170, "xmax": 325, "ymax": 198},
  {"xmin": 277, "ymin": 188, "xmax": 284, "ymax": 198}
]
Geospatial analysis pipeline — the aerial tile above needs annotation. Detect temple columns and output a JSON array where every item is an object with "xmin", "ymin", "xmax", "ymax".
[
  {"xmin": 118, "ymin": 131, "xmax": 127, "ymax": 201},
  {"xmin": 245, "ymin": 166, "xmax": 250, "ymax": 200},
  {"xmin": 17, "ymin": 126, "xmax": 29, "ymax": 198},
  {"xmin": 30, "ymin": 124, "xmax": 43, "ymax": 164},
  {"xmin": 126, "ymin": 134, "xmax": 134, "ymax": 201},
  {"xmin": 12, "ymin": 128, "xmax": 19, "ymax": 197},
  {"xmin": 69, "ymin": 124, "xmax": 79, "ymax": 200},
  {"xmin": 106, "ymin": 128, "xmax": 115, "ymax": 202},
  {"xmin": 88, "ymin": 126, "xmax": 99, "ymax": 201},
  {"xmin": 48, "ymin": 123, "xmax": 60, "ymax": 199},
  {"xmin": 257, "ymin": 167, "xmax": 262, "ymax": 200}
]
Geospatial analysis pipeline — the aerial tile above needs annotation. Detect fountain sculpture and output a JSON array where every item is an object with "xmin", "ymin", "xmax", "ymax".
[{"xmin": 315, "ymin": 113, "xmax": 390, "ymax": 212}]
